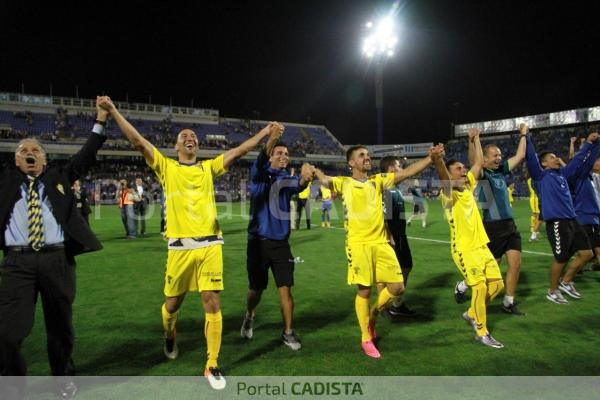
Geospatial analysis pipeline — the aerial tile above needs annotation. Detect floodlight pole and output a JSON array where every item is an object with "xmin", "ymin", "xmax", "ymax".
[{"xmin": 375, "ymin": 59, "xmax": 384, "ymax": 144}]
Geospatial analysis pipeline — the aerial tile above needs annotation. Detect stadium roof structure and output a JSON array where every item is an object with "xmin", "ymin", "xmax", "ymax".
[{"xmin": 455, "ymin": 105, "xmax": 600, "ymax": 137}]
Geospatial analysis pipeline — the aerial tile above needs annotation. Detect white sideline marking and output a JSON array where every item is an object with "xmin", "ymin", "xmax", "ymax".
[
  {"xmin": 223, "ymin": 213, "xmax": 553, "ymax": 257},
  {"xmin": 324, "ymin": 226, "xmax": 553, "ymax": 257}
]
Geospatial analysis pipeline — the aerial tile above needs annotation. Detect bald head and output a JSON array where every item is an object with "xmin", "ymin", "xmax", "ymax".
[{"xmin": 15, "ymin": 138, "xmax": 47, "ymax": 177}]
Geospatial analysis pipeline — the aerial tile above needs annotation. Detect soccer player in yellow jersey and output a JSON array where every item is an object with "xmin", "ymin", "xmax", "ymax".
[
  {"xmin": 432, "ymin": 128, "xmax": 505, "ymax": 348},
  {"xmin": 99, "ymin": 97, "xmax": 283, "ymax": 389},
  {"xmin": 527, "ymin": 176, "xmax": 541, "ymax": 241},
  {"xmin": 507, "ymin": 183, "xmax": 515, "ymax": 207},
  {"xmin": 315, "ymin": 144, "xmax": 443, "ymax": 358}
]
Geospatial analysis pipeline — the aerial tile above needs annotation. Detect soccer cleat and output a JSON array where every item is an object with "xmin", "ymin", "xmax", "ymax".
[
  {"xmin": 502, "ymin": 302, "xmax": 526, "ymax": 316},
  {"xmin": 559, "ymin": 280, "xmax": 582, "ymax": 299},
  {"xmin": 368, "ymin": 319, "xmax": 377, "ymax": 340},
  {"xmin": 321, "ymin": 222, "xmax": 326, "ymax": 227},
  {"xmin": 163, "ymin": 333, "xmax": 178, "ymax": 360},
  {"xmin": 475, "ymin": 333, "xmax": 504, "ymax": 349},
  {"xmin": 361, "ymin": 340, "xmax": 381, "ymax": 358},
  {"xmin": 462, "ymin": 311, "xmax": 477, "ymax": 334},
  {"xmin": 387, "ymin": 303, "xmax": 417, "ymax": 317},
  {"xmin": 204, "ymin": 367, "xmax": 226, "ymax": 390},
  {"xmin": 454, "ymin": 281, "xmax": 467, "ymax": 304},
  {"xmin": 546, "ymin": 289, "xmax": 569, "ymax": 304},
  {"xmin": 528, "ymin": 235, "xmax": 539, "ymax": 242},
  {"xmin": 282, "ymin": 331, "xmax": 302, "ymax": 351},
  {"xmin": 592, "ymin": 263, "xmax": 600, "ymax": 271},
  {"xmin": 240, "ymin": 314, "xmax": 254, "ymax": 339}
]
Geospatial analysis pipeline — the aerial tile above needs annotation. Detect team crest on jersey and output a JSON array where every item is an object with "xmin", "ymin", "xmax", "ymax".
[{"xmin": 56, "ymin": 183, "xmax": 65, "ymax": 195}]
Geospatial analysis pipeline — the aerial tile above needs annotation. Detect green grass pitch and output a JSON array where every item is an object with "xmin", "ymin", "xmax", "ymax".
[{"xmin": 21, "ymin": 199, "xmax": 600, "ymax": 376}]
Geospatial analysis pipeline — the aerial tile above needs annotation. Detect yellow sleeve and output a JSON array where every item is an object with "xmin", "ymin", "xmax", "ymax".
[
  {"xmin": 466, "ymin": 171, "xmax": 477, "ymax": 193},
  {"xmin": 377, "ymin": 173, "xmax": 396, "ymax": 190},
  {"xmin": 149, "ymin": 147, "xmax": 168, "ymax": 184},
  {"xmin": 331, "ymin": 177, "xmax": 344, "ymax": 194},
  {"xmin": 206, "ymin": 154, "xmax": 228, "ymax": 178}
]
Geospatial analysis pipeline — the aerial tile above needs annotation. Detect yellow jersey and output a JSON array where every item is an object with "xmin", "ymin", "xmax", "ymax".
[
  {"xmin": 331, "ymin": 173, "xmax": 395, "ymax": 244},
  {"xmin": 320, "ymin": 186, "xmax": 332, "ymax": 201},
  {"xmin": 440, "ymin": 171, "xmax": 489, "ymax": 252},
  {"xmin": 150, "ymin": 147, "xmax": 227, "ymax": 238},
  {"xmin": 299, "ymin": 182, "xmax": 311, "ymax": 200},
  {"xmin": 507, "ymin": 185, "xmax": 514, "ymax": 206}
]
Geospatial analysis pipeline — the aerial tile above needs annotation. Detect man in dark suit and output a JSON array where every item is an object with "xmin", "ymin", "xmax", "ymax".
[
  {"xmin": 0, "ymin": 97, "xmax": 106, "ymax": 383},
  {"xmin": 133, "ymin": 176, "xmax": 151, "ymax": 236}
]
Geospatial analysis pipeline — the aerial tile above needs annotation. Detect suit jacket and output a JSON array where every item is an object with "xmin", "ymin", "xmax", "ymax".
[{"xmin": 0, "ymin": 132, "xmax": 106, "ymax": 257}]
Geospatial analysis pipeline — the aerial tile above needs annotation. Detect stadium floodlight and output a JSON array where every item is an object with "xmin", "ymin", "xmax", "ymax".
[
  {"xmin": 361, "ymin": 12, "xmax": 399, "ymax": 144},
  {"xmin": 361, "ymin": 16, "xmax": 398, "ymax": 58}
]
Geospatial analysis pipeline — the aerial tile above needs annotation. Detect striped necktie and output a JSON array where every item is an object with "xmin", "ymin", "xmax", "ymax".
[{"xmin": 27, "ymin": 177, "xmax": 45, "ymax": 251}]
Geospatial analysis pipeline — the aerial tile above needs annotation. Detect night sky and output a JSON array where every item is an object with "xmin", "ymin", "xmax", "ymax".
[{"xmin": 1, "ymin": 0, "xmax": 598, "ymax": 145}]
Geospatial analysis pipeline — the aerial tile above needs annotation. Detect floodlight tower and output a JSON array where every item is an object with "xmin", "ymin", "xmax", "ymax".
[{"xmin": 362, "ymin": 16, "xmax": 398, "ymax": 144}]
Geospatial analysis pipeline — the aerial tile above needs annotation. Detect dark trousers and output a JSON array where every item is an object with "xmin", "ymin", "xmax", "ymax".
[
  {"xmin": 0, "ymin": 249, "xmax": 76, "ymax": 376},
  {"xmin": 134, "ymin": 202, "xmax": 147, "ymax": 235},
  {"xmin": 296, "ymin": 199, "xmax": 311, "ymax": 229}
]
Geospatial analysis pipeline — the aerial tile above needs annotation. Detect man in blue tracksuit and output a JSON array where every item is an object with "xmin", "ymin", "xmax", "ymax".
[
  {"xmin": 526, "ymin": 131, "xmax": 599, "ymax": 304},
  {"xmin": 568, "ymin": 135, "xmax": 600, "ymax": 275},
  {"xmin": 240, "ymin": 125, "xmax": 314, "ymax": 350}
]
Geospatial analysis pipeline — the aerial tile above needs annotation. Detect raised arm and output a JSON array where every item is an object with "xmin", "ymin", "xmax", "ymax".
[
  {"xmin": 431, "ymin": 148, "xmax": 452, "ymax": 199},
  {"xmin": 99, "ymin": 96, "xmax": 155, "ymax": 165},
  {"xmin": 265, "ymin": 124, "xmax": 284, "ymax": 157},
  {"xmin": 563, "ymin": 132, "xmax": 600, "ymax": 179},
  {"xmin": 314, "ymin": 168, "xmax": 333, "ymax": 189},
  {"xmin": 507, "ymin": 123, "xmax": 528, "ymax": 170},
  {"xmin": 568, "ymin": 136, "xmax": 577, "ymax": 161},
  {"xmin": 393, "ymin": 154, "xmax": 432, "ymax": 184},
  {"xmin": 525, "ymin": 134, "xmax": 544, "ymax": 181},
  {"xmin": 65, "ymin": 98, "xmax": 109, "ymax": 183},
  {"xmin": 467, "ymin": 128, "xmax": 481, "ymax": 175},
  {"xmin": 222, "ymin": 122, "xmax": 282, "ymax": 169},
  {"xmin": 468, "ymin": 128, "xmax": 484, "ymax": 179},
  {"xmin": 298, "ymin": 163, "xmax": 315, "ymax": 187}
]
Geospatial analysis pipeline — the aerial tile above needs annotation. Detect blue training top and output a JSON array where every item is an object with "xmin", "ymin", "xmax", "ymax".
[
  {"xmin": 247, "ymin": 149, "xmax": 304, "ymax": 241},
  {"xmin": 526, "ymin": 136, "xmax": 600, "ymax": 221}
]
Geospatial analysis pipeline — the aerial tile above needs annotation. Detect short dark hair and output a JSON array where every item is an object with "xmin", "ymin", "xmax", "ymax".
[
  {"xmin": 269, "ymin": 141, "xmax": 288, "ymax": 156},
  {"xmin": 380, "ymin": 156, "xmax": 399, "ymax": 172},
  {"xmin": 539, "ymin": 152, "xmax": 552, "ymax": 163},
  {"xmin": 445, "ymin": 158, "xmax": 461, "ymax": 169},
  {"xmin": 346, "ymin": 145, "xmax": 367, "ymax": 162}
]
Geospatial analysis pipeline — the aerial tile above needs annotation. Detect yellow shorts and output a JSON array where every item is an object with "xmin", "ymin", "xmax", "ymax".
[
  {"xmin": 346, "ymin": 242, "xmax": 403, "ymax": 286},
  {"xmin": 164, "ymin": 244, "xmax": 224, "ymax": 297},
  {"xmin": 451, "ymin": 246, "xmax": 502, "ymax": 286},
  {"xmin": 530, "ymin": 196, "xmax": 540, "ymax": 214}
]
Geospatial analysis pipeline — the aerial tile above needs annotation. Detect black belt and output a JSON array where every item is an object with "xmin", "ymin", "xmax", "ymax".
[
  {"xmin": 169, "ymin": 236, "xmax": 222, "ymax": 247},
  {"xmin": 6, "ymin": 243, "xmax": 65, "ymax": 254}
]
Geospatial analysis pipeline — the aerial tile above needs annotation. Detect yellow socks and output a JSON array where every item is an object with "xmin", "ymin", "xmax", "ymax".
[
  {"xmin": 355, "ymin": 295, "xmax": 371, "ymax": 342},
  {"xmin": 370, "ymin": 287, "xmax": 396, "ymax": 317},
  {"xmin": 161, "ymin": 303, "xmax": 178, "ymax": 338},
  {"xmin": 467, "ymin": 282, "xmax": 488, "ymax": 337},
  {"xmin": 486, "ymin": 280, "xmax": 504, "ymax": 304},
  {"xmin": 204, "ymin": 311, "xmax": 222, "ymax": 369}
]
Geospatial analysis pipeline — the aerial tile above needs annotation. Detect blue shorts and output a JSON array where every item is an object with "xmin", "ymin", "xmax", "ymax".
[{"xmin": 322, "ymin": 200, "xmax": 332, "ymax": 211}]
